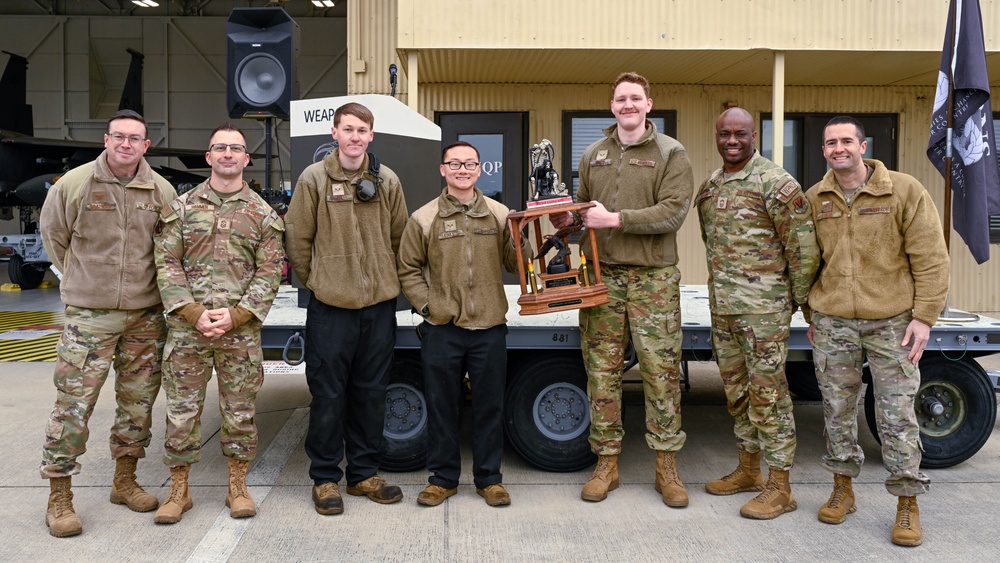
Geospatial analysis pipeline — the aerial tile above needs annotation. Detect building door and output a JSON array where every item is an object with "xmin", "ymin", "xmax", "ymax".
[
  {"xmin": 437, "ymin": 112, "xmax": 528, "ymax": 207},
  {"xmin": 437, "ymin": 112, "xmax": 529, "ymax": 283}
]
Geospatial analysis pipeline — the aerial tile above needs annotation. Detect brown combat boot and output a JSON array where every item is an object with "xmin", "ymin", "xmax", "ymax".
[
  {"xmin": 740, "ymin": 468, "xmax": 796, "ymax": 519},
  {"xmin": 154, "ymin": 466, "xmax": 193, "ymax": 524},
  {"xmin": 891, "ymin": 496, "xmax": 922, "ymax": 547},
  {"xmin": 110, "ymin": 456, "xmax": 159, "ymax": 512},
  {"xmin": 654, "ymin": 451, "xmax": 689, "ymax": 508},
  {"xmin": 226, "ymin": 458, "xmax": 256, "ymax": 518},
  {"xmin": 581, "ymin": 455, "xmax": 619, "ymax": 502},
  {"xmin": 705, "ymin": 449, "xmax": 765, "ymax": 496},
  {"xmin": 46, "ymin": 476, "xmax": 83, "ymax": 538},
  {"xmin": 818, "ymin": 474, "xmax": 856, "ymax": 524}
]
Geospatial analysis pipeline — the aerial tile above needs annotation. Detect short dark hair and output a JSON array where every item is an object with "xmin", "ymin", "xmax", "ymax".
[
  {"xmin": 825, "ymin": 115, "xmax": 865, "ymax": 142},
  {"xmin": 209, "ymin": 122, "xmax": 247, "ymax": 145},
  {"xmin": 107, "ymin": 109, "xmax": 148, "ymax": 138},
  {"xmin": 441, "ymin": 141, "xmax": 480, "ymax": 162},
  {"xmin": 334, "ymin": 102, "xmax": 374, "ymax": 128},
  {"xmin": 612, "ymin": 71, "xmax": 650, "ymax": 98}
]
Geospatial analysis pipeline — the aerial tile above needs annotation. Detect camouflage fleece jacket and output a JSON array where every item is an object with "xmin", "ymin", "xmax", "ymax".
[
  {"xmin": 397, "ymin": 188, "xmax": 526, "ymax": 329},
  {"xmin": 697, "ymin": 151, "xmax": 819, "ymax": 316},
  {"xmin": 285, "ymin": 150, "xmax": 408, "ymax": 309},
  {"xmin": 806, "ymin": 159, "xmax": 950, "ymax": 327},
  {"xmin": 576, "ymin": 120, "xmax": 693, "ymax": 267},
  {"xmin": 154, "ymin": 180, "xmax": 284, "ymax": 323},
  {"xmin": 40, "ymin": 150, "xmax": 176, "ymax": 310}
]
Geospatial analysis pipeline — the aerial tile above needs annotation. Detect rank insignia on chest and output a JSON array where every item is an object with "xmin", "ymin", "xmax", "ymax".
[
  {"xmin": 444, "ymin": 220, "xmax": 457, "ymax": 232},
  {"xmin": 821, "ymin": 200, "xmax": 833, "ymax": 214},
  {"xmin": 716, "ymin": 196, "xmax": 728, "ymax": 210},
  {"xmin": 92, "ymin": 191, "xmax": 108, "ymax": 202},
  {"xmin": 217, "ymin": 218, "xmax": 231, "ymax": 231},
  {"xmin": 331, "ymin": 183, "xmax": 345, "ymax": 196},
  {"xmin": 596, "ymin": 150, "xmax": 608, "ymax": 160}
]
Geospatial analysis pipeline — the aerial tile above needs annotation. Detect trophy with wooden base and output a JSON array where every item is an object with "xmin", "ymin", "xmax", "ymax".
[{"xmin": 508, "ymin": 140, "xmax": 609, "ymax": 315}]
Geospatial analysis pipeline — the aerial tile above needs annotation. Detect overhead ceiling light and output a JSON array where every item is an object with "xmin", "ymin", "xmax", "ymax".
[
  {"xmin": 312, "ymin": 0, "xmax": 337, "ymax": 7},
  {"xmin": 132, "ymin": 0, "xmax": 160, "ymax": 7}
]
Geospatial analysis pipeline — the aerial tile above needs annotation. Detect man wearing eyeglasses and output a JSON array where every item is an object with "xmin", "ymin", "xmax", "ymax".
[
  {"xmin": 152, "ymin": 123, "xmax": 284, "ymax": 524},
  {"xmin": 39, "ymin": 109, "xmax": 176, "ymax": 537},
  {"xmin": 397, "ymin": 141, "xmax": 529, "ymax": 508},
  {"xmin": 285, "ymin": 102, "xmax": 409, "ymax": 515},
  {"xmin": 551, "ymin": 72, "xmax": 694, "ymax": 507}
]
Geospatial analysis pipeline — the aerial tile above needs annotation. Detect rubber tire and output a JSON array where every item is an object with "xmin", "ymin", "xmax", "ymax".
[
  {"xmin": 9, "ymin": 255, "xmax": 46, "ymax": 289},
  {"xmin": 785, "ymin": 361, "xmax": 823, "ymax": 401},
  {"xmin": 864, "ymin": 355, "xmax": 996, "ymax": 469},
  {"xmin": 504, "ymin": 353, "xmax": 596, "ymax": 472},
  {"xmin": 380, "ymin": 354, "xmax": 428, "ymax": 472}
]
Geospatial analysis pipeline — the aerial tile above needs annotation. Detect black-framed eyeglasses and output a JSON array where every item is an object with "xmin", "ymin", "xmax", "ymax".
[
  {"xmin": 107, "ymin": 132, "xmax": 146, "ymax": 146},
  {"xmin": 442, "ymin": 161, "xmax": 480, "ymax": 170},
  {"xmin": 209, "ymin": 143, "xmax": 247, "ymax": 154}
]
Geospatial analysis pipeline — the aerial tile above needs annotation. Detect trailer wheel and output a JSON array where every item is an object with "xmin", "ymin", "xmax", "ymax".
[
  {"xmin": 9, "ymin": 255, "xmax": 46, "ymax": 289},
  {"xmin": 504, "ymin": 354, "xmax": 595, "ymax": 472},
  {"xmin": 785, "ymin": 361, "xmax": 823, "ymax": 401},
  {"xmin": 380, "ymin": 354, "xmax": 427, "ymax": 472},
  {"xmin": 864, "ymin": 355, "xmax": 996, "ymax": 469}
]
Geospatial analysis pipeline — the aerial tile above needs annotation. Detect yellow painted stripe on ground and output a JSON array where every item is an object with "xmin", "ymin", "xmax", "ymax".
[{"xmin": 0, "ymin": 311, "xmax": 63, "ymax": 362}]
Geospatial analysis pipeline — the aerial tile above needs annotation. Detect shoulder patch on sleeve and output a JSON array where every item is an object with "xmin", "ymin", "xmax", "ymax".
[{"xmin": 775, "ymin": 179, "xmax": 803, "ymax": 203}]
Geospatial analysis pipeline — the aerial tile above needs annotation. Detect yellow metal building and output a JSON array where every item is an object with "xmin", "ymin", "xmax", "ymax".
[{"xmin": 348, "ymin": 0, "xmax": 1000, "ymax": 312}]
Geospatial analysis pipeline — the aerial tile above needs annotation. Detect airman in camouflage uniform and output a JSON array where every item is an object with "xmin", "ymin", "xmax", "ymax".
[
  {"xmin": 551, "ymin": 72, "xmax": 693, "ymax": 507},
  {"xmin": 807, "ymin": 116, "xmax": 949, "ymax": 547},
  {"xmin": 152, "ymin": 124, "xmax": 284, "ymax": 524},
  {"xmin": 39, "ymin": 110, "xmax": 176, "ymax": 537},
  {"xmin": 696, "ymin": 108, "xmax": 819, "ymax": 520}
]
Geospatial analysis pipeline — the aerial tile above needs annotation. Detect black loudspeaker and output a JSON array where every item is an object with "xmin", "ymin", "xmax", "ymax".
[{"xmin": 226, "ymin": 8, "xmax": 299, "ymax": 120}]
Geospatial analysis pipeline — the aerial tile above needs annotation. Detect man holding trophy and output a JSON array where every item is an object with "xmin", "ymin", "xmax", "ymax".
[{"xmin": 551, "ymin": 71, "xmax": 694, "ymax": 506}]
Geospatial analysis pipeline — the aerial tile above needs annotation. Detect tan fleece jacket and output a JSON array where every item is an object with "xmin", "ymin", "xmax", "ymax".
[
  {"xmin": 40, "ymin": 150, "xmax": 176, "ymax": 310},
  {"xmin": 806, "ymin": 159, "xmax": 950, "ymax": 326}
]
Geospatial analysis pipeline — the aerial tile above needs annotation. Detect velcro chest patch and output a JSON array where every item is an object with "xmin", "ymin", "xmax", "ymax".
[{"xmin": 858, "ymin": 206, "xmax": 891, "ymax": 215}]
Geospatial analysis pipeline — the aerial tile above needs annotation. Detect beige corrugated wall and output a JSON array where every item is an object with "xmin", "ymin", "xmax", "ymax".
[{"xmin": 348, "ymin": 0, "xmax": 1000, "ymax": 311}]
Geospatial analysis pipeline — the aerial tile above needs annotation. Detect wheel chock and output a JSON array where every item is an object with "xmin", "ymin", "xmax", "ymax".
[
  {"xmin": 39, "ymin": 280, "xmax": 56, "ymax": 289},
  {"xmin": 1, "ymin": 283, "xmax": 22, "ymax": 292}
]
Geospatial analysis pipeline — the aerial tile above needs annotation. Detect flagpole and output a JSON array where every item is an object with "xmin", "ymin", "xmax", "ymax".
[
  {"xmin": 938, "ymin": 0, "xmax": 979, "ymax": 322},
  {"xmin": 942, "ymin": 0, "xmax": 956, "ymax": 253}
]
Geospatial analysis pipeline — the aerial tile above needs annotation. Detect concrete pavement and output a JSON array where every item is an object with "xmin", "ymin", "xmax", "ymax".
[{"xmin": 3, "ymin": 356, "xmax": 1000, "ymax": 562}]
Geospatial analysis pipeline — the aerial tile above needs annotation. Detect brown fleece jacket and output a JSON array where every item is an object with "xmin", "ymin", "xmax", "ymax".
[
  {"xmin": 576, "ymin": 121, "xmax": 693, "ymax": 267},
  {"xmin": 285, "ymin": 150, "xmax": 408, "ymax": 309},
  {"xmin": 806, "ymin": 159, "xmax": 950, "ymax": 326},
  {"xmin": 397, "ymin": 188, "xmax": 527, "ymax": 329}
]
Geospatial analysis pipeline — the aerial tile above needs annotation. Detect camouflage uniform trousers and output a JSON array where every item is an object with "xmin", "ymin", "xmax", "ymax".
[
  {"xmin": 711, "ymin": 311, "xmax": 796, "ymax": 470},
  {"xmin": 161, "ymin": 316, "xmax": 264, "ymax": 467},
  {"xmin": 40, "ymin": 305, "xmax": 166, "ymax": 479},
  {"xmin": 812, "ymin": 311, "xmax": 929, "ymax": 497},
  {"xmin": 580, "ymin": 264, "xmax": 685, "ymax": 455}
]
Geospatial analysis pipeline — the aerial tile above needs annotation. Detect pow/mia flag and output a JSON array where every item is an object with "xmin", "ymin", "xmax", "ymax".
[{"xmin": 927, "ymin": 0, "xmax": 1000, "ymax": 264}]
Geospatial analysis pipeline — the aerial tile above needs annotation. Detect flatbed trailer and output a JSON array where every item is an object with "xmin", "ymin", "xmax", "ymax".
[{"xmin": 262, "ymin": 284, "xmax": 1000, "ymax": 473}]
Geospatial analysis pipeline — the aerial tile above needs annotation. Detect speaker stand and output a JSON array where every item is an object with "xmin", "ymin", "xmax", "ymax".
[{"xmin": 264, "ymin": 117, "xmax": 273, "ymax": 193}]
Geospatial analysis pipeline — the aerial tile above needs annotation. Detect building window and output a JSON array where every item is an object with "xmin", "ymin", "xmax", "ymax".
[
  {"xmin": 561, "ymin": 111, "xmax": 677, "ymax": 199},
  {"xmin": 761, "ymin": 114, "xmax": 896, "ymax": 190}
]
